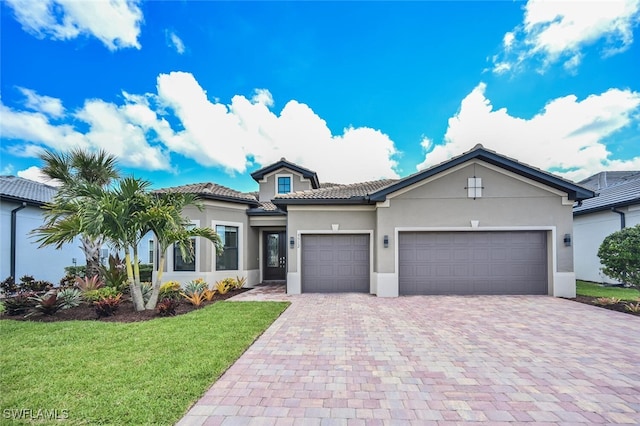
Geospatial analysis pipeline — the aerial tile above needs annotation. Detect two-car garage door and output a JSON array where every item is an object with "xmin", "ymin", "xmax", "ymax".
[{"xmin": 399, "ymin": 231, "xmax": 548, "ymax": 295}]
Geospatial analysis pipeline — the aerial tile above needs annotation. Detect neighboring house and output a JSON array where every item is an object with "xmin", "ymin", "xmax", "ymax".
[
  {"xmin": 156, "ymin": 144, "xmax": 594, "ymax": 298},
  {"xmin": 0, "ymin": 176, "xmax": 85, "ymax": 283},
  {"xmin": 573, "ymin": 171, "xmax": 640, "ymax": 284}
]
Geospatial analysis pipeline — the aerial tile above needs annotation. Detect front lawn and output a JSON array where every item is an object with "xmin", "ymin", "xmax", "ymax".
[
  {"xmin": 576, "ymin": 280, "xmax": 639, "ymax": 301},
  {"xmin": 1, "ymin": 301, "xmax": 289, "ymax": 425}
]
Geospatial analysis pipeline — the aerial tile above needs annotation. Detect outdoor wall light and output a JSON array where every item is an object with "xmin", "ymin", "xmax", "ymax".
[
  {"xmin": 290, "ymin": 236, "xmax": 295, "ymax": 249},
  {"xmin": 563, "ymin": 233, "xmax": 572, "ymax": 247},
  {"xmin": 383, "ymin": 235, "xmax": 389, "ymax": 248}
]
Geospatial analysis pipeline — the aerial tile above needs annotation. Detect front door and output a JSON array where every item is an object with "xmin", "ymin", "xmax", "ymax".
[{"xmin": 263, "ymin": 231, "xmax": 286, "ymax": 281}]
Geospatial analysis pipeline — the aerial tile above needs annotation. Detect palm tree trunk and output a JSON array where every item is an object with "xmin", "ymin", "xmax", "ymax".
[
  {"xmin": 81, "ymin": 236, "xmax": 102, "ymax": 278},
  {"xmin": 125, "ymin": 251, "xmax": 145, "ymax": 311},
  {"xmin": 145, "ymin": 251, "xmax": 166, "ymax": 310}
]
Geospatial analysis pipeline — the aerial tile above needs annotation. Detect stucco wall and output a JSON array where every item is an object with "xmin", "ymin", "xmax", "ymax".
[
  {"xmin": 574, "ymin": 204, "xmax": 640, "ymax": 284},
  {"xmin": 0, "ymin": 201, "xmax": 85, "ymax": 284},
  {"xmin": 376, "ymin": 162, "xmax": 575, "ymax": 274},
  {"xmin": 258, "ymin": 168, "xmax": 313, "ymax": 201}
]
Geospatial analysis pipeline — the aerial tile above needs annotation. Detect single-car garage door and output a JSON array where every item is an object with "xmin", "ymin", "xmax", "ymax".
[
  {"xmin": 301, "ymin": 234, "xmax": 370, "ymax": 293},
  {"xmin": 399, "ymin": 231, "xmax": 547, "ymax": 295}
]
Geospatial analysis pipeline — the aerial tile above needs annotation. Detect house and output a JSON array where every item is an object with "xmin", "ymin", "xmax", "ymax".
[
  {"xmin": 156, "ymin": 144, "xmax": 594, "ymax": 298},
  {"xmin": 573, "ymin": 171, "xmax": 640, "ymax": 284},
  {"xmin": 0, "ymin": 176, "xmax": 85, "ymax": 283}
]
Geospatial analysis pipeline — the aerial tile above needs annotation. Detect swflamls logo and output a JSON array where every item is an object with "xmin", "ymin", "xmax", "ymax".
[{"xmin": 2, "ymin": 408, "xmax": 69, "ymax": 420}]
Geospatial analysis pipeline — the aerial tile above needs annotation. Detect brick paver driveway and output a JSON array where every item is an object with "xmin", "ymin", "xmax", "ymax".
[{"xmin": 178, "ymin": 287, "xmax": 640, "ymax": 425}]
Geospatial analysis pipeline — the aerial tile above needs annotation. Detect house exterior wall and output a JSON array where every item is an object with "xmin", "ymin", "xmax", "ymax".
[
  {"xmin": 258, "ymin": 168, "xmax": 313, "ymax": 201},
  {"xmin": 574, "ymin": 204, "xmax": 640, "ymax": 284},
  {"xmin": 156, "ymin": 201, "xmax": 260, "ymax": 287},
  {"xmin": 0, "ymin": 201, "xmax": 85, "ymax": 284}
]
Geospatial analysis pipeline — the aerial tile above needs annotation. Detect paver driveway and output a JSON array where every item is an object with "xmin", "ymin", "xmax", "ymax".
[{"xmin": 178, "ymin": 287, "xmax": 640, "ymax": 425}]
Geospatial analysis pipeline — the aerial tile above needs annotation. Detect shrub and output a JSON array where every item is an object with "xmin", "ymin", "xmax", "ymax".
[
  {"xmin": 625, "ymin": 302, "xmax": 640, "ymax": 313},
  {"xmin": 598, "ymin": 224, "xmax": 640, "ymax": 291},
  {"xmin": 27, "ymin": 291, "xmax": 62, "ymax": 317},
  {"xmin": 183, "ymin": 279, "xmax": 206, "ymax": 296},
  {"xmin": 139, "ymin": 263, "xmax": 153, "ymax": 282},
  {"xmin": 57, "ymin": 288, "xmax": 82, "ymax": 309},
  {"xmin": 181, "ymin": 290, "xmax": 205, "ymax": 307},
  {"xmin": 76, "ymin": 275, "xmax": 104, "ymax": 292},
  {"xmin": 140, "ymin": 282, "xmax": 153, "ymax": 304},
  {"xmin": 595, "ymin": 297, "xmax": 621, "ymax": 306},
  {"xmin": 83, "ymin": 287, "xmax": 120, "ymax": 303},
  {"xmin": 64, "ymin": 265, "xmax": 86, "ymax": 278},
  {"xmin": 4, "ymin": 292, "xmax": 35, "ymax": 316},
  {"xmin": 235, "ymin": 275, "xmax": 247, "ymax": 290},
  {"xmin": 159, "ymin": 281, "xmax": 181, "ymax": 300},
  {"xmin": 20, "ymin": 279, "xmax": 54, "ymax": 293},
  {"xmin": 0, "ymin": 276, "xmax": 18, "ymax": 296},
  {"xmin": 202, "ymin": 288, "xmax": 216, "ymax": 301},
  {"xmin": 59, "ymin": 274, "xmax": 76, "ymax": 288},
  {"xmin": 214, "ymin": 280, "xmax": 229, "ymax": 295},
  {"xmin": 0, "ymin": 301, "xmax": 5, "ymax": 316},
  {"xmin": 100, "ymin": 254, "xmax": 128, "ymax": 292},
  {"xmin": 156, "ymin": 298, "xmax": 179, "ymax": 316},
  {"xmin": 94, "ymin": 294, "xmax": 122, "ymax": 317}
]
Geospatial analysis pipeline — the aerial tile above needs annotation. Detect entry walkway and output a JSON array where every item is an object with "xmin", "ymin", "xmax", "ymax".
[{"xmin": 178, "ymin": 290, "xmax": 640, "ymax": 425}]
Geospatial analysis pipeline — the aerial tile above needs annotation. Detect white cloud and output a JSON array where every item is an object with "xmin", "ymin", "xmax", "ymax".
[
  {"xmin": 17, "ymin": 166, "xmax": 62, "ymax": 186},
  {"xmin": 418, "ymin": 83, "xmax": 640, "ymax": 182},
  {"xmin": 167, "ymin": 30, "xmax": 185, "ymax": 54},
  {"xmin": 493, "ymin": 0, "xmax": 640, "ymax": 73},
  {"xmin": 1, "ymin": 164, "xmax": 15, "ymax": 175},
  {"xmin": 18, "ymin": 87, "xmax": 65, "ymax": 118},
  {"xmin": 156, "ymin": 72, "xmax": 399, "ymax": 182},
  {"xmin": 5, "ymin": 0, "xmax": 143, "ymax": 50}
]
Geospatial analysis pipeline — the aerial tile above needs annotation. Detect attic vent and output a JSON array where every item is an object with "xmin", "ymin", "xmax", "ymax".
[{"xmin": 466, "ymin": 177, "xmax": 483, "ymax": 199}]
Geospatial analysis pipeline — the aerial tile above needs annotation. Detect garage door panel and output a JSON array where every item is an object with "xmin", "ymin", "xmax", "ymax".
[
  {"xmin": 399, "ymin": 231, "xmax": 547, "ymax": 295},
  {"xmin": 302, "ymin": 235, "xmax": 370, "ymax": 293}
]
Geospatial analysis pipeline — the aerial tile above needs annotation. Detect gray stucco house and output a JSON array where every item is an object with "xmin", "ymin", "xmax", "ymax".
[{"xmin": 157, "ymin": 144, "xmax": 594, "ymax": 298}]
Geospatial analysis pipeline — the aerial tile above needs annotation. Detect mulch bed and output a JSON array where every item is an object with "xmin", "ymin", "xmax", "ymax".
[
  {"xmin": 1, "ymin": 288, "xmax": 250, "ymax": 323},
  {"xmin": 570, "ymin": 295, "xmax": 640, "ymax": 317}
]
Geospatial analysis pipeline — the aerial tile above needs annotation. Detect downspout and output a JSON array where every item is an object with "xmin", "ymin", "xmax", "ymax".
[
  {"xmin": 611, "ymin": 207, "xmax": 626, "ymax": 229},
  {"xmin": 10, "ymin": 202, "xmax": 27, "ymax": 279}
]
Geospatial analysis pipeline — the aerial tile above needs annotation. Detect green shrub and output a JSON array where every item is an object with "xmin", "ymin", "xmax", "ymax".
[
  {"xmin": 4, "ymin": 292, "xmax": 35, "ymax": 316},
  {"xmin": 64, "ymin": 265, "xmax": 86, "ymax": 278},
  {"xmin": 27, "ymin": 291, "xmax": 62, "ymax": 317},
  {"xmin": 57, "ymin": 288, "xmax": 82, "ymax": 309},
  {"xmin": 183, "ymin": 279, "xmax": 206, "ymax": 296},
  {"xmin": 156, "ymin": 298, "xmax": 179, "ymax": 316},
  {"xmin": 598, "ymin": 224, "xmax": 640, "ymax": 290},
  {"xmin": 139, "ymin": 263, "xmax": 153, "ymax": 282},
  {"xmin": 0, "ymin": 276, "xmax": 18, "ymax": 295},
  {"xmin": 0, "ymin": 301, "xmax": 5, "ymax": 316},
  {"xmin": 83, "ymin": 287, "xmax": 119, "ymax": 303},
  {"xmin": 94, "ymin": 294, "xmax": 122, "ymax": 317}
]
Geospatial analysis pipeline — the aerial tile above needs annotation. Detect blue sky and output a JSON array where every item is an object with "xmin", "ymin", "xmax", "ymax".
[{"xmin": 1, "ymin": 1, "xmax": 639, "ymax": 192}]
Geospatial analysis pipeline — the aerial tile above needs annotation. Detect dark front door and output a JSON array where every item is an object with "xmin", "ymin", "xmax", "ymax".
[{"xmin": 264, "ymin": 231, "xmax": 287, "ymax": 281}]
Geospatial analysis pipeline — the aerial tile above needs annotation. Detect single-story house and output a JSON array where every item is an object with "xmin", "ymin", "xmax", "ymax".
[
  {"xmin": 0, "ymin": 176, "xmax": 86, "ymax": 283},
  {"xmin": 157, "ymin": 144, "xmax": 594, "ymax": 298},
  {"xmin": 573, "ymin": 171, "xmax": 640, "ymax": 284}
]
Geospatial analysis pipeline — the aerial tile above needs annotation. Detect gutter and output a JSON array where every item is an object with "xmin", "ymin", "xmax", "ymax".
[
  {"xmin": 10, "ymin": 202, "xmax": 27, "ymax": 279},
  {"xmin": 611, "ymin": 207, "xmax": 626, "ymax": 229}
]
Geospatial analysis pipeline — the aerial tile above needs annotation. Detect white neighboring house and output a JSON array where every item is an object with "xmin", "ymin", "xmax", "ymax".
[
  {"xmin": 573, "ymin": 171, "xmax": 640, "ymax": 284},
  {"xmin": 0, "ymin": 176, "xmax": 86, "ymax": 284}
]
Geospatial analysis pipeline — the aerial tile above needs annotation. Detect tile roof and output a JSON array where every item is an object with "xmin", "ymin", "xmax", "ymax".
[
  {"xmin": 154, "ymin": 182, "xmax": 258, "ymax": 205},
  {"xmin": 0, "ymin": 176, "xmax": 59, "ymax": 205},
  {"xmin": 573, "ymin": 175, "xmax": 640, "ymax": 215},
  {"xmin": 578, "ymin": 171, "xmax": 640, "ymax": 191},
  {"xmin": 274, "ymin": 179, "xmax": 398, "ymax": 201}
]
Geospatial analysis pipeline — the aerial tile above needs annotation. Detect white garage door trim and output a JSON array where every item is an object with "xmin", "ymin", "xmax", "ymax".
[
  {"xmin": 394, "ymin": 226, "xmax": 556, "ymax": 296},
  {"xmin": 294, "ymin": 230, "xmax": 374, "ymax": 294}
]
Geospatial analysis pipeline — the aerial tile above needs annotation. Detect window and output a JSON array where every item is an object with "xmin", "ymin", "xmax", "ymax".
[
  {"xmin": 174, "ymin": 238, "xmax": 196, "ymax": 271},
  {"xmin": 216, "ymin": 225, "xmax": 238, "ymax": 270},
  {"xmin": 148, "ymin": 239, "xmax": 154, "ymax": 264},
  {"xmin": 277, "ymin": 176, "xmax": 291, "ymax": 194}
]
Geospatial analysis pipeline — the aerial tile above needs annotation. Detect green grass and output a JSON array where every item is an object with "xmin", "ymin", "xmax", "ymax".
[
  {"xmin": 0, "ymin": 301, "xmax": 289, "ymax": 425},
  {"xmin": 576, "ymin": 280, "xmax": 639, "ymax": 301}
]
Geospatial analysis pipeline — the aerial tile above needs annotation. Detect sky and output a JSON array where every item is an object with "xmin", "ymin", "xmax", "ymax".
[{"xmin": 1, "ymin": 0, "xmax": 639, "ymax": 193}]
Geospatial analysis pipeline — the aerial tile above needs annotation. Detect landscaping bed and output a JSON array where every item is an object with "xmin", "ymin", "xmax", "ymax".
[
  {"xmin": 0, "ymin": 288, "xmax": 250, "ymax": 323},
  {"xmin": 571, "ymin": 281, "xmax": 640, "ymax": 316},
  {"xmin": 572, "ymin": 295, "xmax": 640, "ymax": 316}
]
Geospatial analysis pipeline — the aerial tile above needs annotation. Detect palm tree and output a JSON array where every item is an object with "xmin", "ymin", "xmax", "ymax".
[
  {"xmin": 139, "ymin": 192, "xmax": 222, "ymax": 309},
  {"xmin": 39, "ymin": 148, "xmax": 120, "ymax": 278}
]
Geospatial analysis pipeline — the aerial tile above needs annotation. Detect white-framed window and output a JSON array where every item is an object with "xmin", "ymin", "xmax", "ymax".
[
  {"xmin": 213, "ymin": 220, "xmax": 243, "ymax": 271},
  {"xmin": 171, "ymin": 220, "xmax": 199, "ymax": 272},
  {"xmin": 275, "ymin": 173, "xmax": 292, "ymax": 194},
  {"xmin": 148, "ymin": 239, "xmax": 154, "ymax": 264}
]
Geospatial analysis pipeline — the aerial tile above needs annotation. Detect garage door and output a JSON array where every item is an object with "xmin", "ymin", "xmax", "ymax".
[
  {"xmin": 399, "ymin": 231, "xmax": 547, "ymax": 295},
  {"xmin": 301, "ymin": 234, "xmax": 370, "ymax": 293}
]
